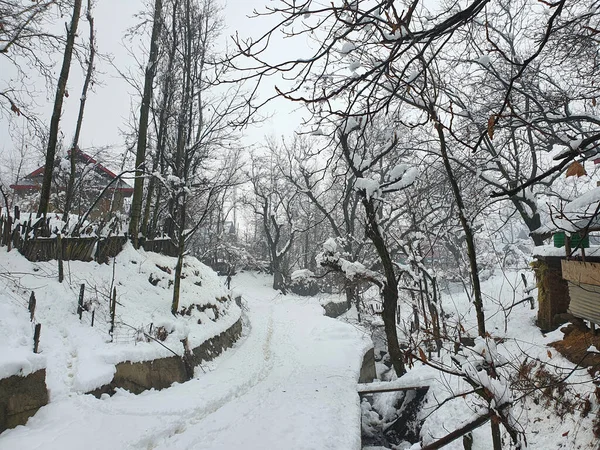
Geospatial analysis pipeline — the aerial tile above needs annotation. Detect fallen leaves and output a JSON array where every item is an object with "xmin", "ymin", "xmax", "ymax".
[
  {"xmin": 565, "ymin": 161, "xmax": 587, "ymax": 178},
  {"xmin": 487, "ymin": 115, "xmax": 496, "ymax": 140}
]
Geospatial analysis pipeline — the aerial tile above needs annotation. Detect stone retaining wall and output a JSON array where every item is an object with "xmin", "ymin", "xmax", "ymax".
[
  {"xmin": 0, "ymin": 369, "xmax": 48, "ymax": 433},
  {"xmin": 359, "ymin": 348, "xmax": 376, "ymax": 383},
  {"xmin": 90, "ymin": 318, "xmax": 243, "ymax": 397}
]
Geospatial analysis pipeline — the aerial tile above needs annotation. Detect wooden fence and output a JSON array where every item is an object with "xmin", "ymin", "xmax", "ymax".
[
  {"xmin": 1, "ymin": 215, "xmax": 180, "ymax": 263},
  {"xmin": 141, "ymin": 238, "xmax": 179, "ymax": 257}
]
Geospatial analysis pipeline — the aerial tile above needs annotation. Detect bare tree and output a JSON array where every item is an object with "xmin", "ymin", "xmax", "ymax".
[
  {"xmin": 128, "ymin": 0, "xmax": 163, "ymax": 248},
  {"xmin": 37, "ymin": 0, "xmax": 82, "ymax": 219},
  {"xmin": 63, "ymin": 0, "xmax": 96, "ymax": 224},
  {"xmin": 247, "ymin": 150, "xmax": 301, "ymax": 292},
  {"xmin": 0, "ymin": 0, "xmax": 67, "ymax": 119}
]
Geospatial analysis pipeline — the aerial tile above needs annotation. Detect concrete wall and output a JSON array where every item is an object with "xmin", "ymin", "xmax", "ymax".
[
  {"xmin": 0, "ymin": 369, "xmax": 48, "ymax": 433},
  {"xmin": 90, "ymin": 318, "xmax": 243, "ymax": 397}
]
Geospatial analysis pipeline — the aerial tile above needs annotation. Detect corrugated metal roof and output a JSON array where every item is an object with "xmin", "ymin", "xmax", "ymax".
[{"xmin": 568, "ymin": 282, "xmax": 600, "ymax": 324}]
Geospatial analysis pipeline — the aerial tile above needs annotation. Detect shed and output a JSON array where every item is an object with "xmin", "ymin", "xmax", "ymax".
[
  {"xmin": 561, "ymin": 260, "xmax": 600, "ymax": 326},
  {"xmin": 532, "ymin": 185, "xmax": 600, "ymax": 330}
]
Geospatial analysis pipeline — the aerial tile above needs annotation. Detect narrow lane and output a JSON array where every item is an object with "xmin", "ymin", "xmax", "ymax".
[{"xmin": 0, "ymin": 272, "xmax": 371, "ymax": 450}]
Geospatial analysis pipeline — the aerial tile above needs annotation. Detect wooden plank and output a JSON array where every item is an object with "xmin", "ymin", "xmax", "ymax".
[
  {"xmin": 357, "ymin": 385, "xmax": 430, "ymax": 395},
  {"xmin": 561, "ymin": 260, "xmax": 600, "ymax": 286}
]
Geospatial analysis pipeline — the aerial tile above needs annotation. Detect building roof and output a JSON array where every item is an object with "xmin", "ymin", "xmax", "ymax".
[{"xmin": 10, "ymin": 148, "xmax": 133, "ymax": 195}]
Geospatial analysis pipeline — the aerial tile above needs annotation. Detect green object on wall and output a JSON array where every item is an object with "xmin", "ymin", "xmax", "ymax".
[{"xmin": 553, "ymin": 231, "xmax": 589, "ymax": 248}]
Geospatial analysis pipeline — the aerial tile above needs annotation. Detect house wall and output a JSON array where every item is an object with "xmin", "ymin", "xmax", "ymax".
[
  {"xmin": 13, "ymin": 182, "xmax": 129, "ymax": 221},
  {"xmin": 561, "ymin": 260, "xmax": 600, "ymax": 326}
]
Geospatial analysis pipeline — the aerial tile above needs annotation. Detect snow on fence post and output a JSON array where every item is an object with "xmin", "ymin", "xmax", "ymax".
[
  {"xmin": 77, "ymin": 284, "xmax": 85, "ymax": 320},
  {"xmin": 33, "ymin": 324, "xmax": 41, "ymax": 353},
  {"xmin": 28, "ymin": 291, "xmax": 36, "ymax": 321}
]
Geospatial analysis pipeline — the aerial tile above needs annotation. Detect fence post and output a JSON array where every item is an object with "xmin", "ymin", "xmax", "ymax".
[
  {"xmin": 110, "ymin": 287, "xmax": 117, "ymax": 339},
  {"xmin": 33, "ymin": 324, "xmax": 41, "ymax": 353},
  {"xmin": 57, "ymin": 234, "xmax": 64, "ymax": 283},
  {"xmin": 12, "ymin": 221, "xmax": 21, "ymax": 252},
  {"xmin": 77, "ymin": 284, "xmax": 85, "ymax": 320},
  {"xmin": 28, "ymin": 291, "xmax": 36, "ymax": 321},
  {"xmin": 6, "ymin": 214, "xmax": 12, "ymax": 252}
]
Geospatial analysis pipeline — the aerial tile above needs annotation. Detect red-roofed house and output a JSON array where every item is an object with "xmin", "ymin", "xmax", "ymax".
[{"xmin": 10, "ymin": 148, "xmax": 133, "ymax": 220}]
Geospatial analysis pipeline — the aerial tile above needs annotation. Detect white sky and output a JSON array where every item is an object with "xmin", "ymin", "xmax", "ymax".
[{"xmin": 0, "ymin": 0, "xmax": 307, "ymax": 179}]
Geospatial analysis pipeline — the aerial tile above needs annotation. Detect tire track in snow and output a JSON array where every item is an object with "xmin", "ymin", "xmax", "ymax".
[
  {"xmin": 147, "ymin": 298, "xmax": 347, "ymax": 450},
  {"xmin": 128, "ymin": 302, "xmax": 277, "ymax": 449}
]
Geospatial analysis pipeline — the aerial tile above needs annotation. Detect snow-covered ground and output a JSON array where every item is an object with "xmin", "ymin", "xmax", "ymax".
[
  {"xmin": 0, "ymin": 271, "xmax": 373, "ymax": 450},
  {"xmin": 0, "ymin": 243, "xmax": 240, "ymax": 396},
  {"xmin": 2, "ymin": 249, "xmax": 598, "ymax": 449},
  {"xmin": 358, "ymin": 269, "xmax": 599, "ymax": 450}
]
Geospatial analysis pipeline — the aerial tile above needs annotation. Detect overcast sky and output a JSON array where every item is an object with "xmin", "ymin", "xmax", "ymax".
[{"xmin": 0, "ymin": 0, "xmax": 306, "ymax": 178}]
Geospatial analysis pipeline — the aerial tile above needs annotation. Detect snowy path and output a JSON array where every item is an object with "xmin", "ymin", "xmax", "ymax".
[{"xmin": 0, "ymin": 272, "xmax": 372, "ymax": 450}]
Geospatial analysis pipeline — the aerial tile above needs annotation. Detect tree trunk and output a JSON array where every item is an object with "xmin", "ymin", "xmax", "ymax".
[
  {"xmin": 129, "ymin": 0, "xmax": 163, "ymax": 247},
  {"xmin": 364, "ymin": 197, "xmax": 406, "ymax": 376},
  {"xmin": 37, "ymin": 0, "xmax": 82, "ymax": 219},
  {"xmin": 171, "ymin": 188, "xmax": 187, "ymax": 315},
  {"xmin": 273, "ymin": 266, "xmax": 285, "ymax": 291},
  {"xmin": 434, "ymin": 117, "xmax": 486, "ymax": 337},
  {"xmin": 512, "ymin": 198, "xmax": 544, "ymax": 246},
  {"xmin": 491, "ymin": 421, "xmax": 502, "ymax": 450},
  {"xmin": 64, "ymin": 1, "xmax": 95, "ymax": 225},
  {"xmin": 171, "ymin": 235, "xmax": 185, "ymax": 315}
]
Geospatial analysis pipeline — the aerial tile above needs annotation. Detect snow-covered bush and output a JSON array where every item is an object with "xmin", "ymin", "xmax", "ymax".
[{"xmin": 289, "ymin": 269, "xmax": 320, "ymax": 296}]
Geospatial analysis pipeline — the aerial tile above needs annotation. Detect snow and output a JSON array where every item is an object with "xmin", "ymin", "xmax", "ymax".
[
  {"xmin": 0, "ymin": 243, "xmax": 240, "ymax": 396},
  {"xmin": 0, "ymin": 302, "xmax": 46, "ymax": 379},
  {"xmin": 406, "ymin": 70, "xmax": 419, "ymax": 83},
  {"xmin": 570, "ymin": 138, "xmax": 583, "ymax": 150},
  {"xmin": 323, "ymin": 237, "xmax": 339, "ymax": 253},
  {"xmin": 565, "ymin": 185, "xmax": 600, "ymax": 212},
  {"xmin": 383, "ymin": 27, "xmax": 407, "ymax": 40},
  {"xmin": 384, "ymin": 167, "xmax": 418, "ymax": 191},
  {"xmin": 342, "ymin": 116, "xmax": 361, "ymax": 134},
  {"xmin": 1, "ymin": 209, "xmax": 92, "ymax": 237},
  {"xmin": 401, "ymin": 269, "xmax": 598, "ymax": 450},
  {"xmin": 349, "ymin": 60, "xmax": 361, "ymax": 72},
  {"xmin": 1, "ymin": 238, "xmax": 598, "ymax": 448},
  {"xmin": 477, "ymin": 54, "xmax": 491, "ymax": 66},
  {"xmin": 340, "ymin": 259, "xmax": 369, "ymax": 280},
  {"xmin": 340, "ymin": 41, "xmax": 356, "ymax": 55},
  {"xmin": 59, "ymin": 158, "xmax": 71, "ymax": 172},
  {"xmin": 389, "ymin": 163, "xmax": 409, "ymax": 181},
  {"xmin": 355, "ymin": 177, "xmax": 380, "ymax": 200},
  {"xmin": 291, "ymin": 268, "xmax": 315, "ymax": 280},
  {"xmin": 533, "ymin": 244, "xmax": 600, "ymax": 258},
  {"xmin": 0, "ymin": 272, "xmax": 372, "ymax": 450},
  {"xmin": 532, "ymin": 185, "xmax": 600, "ymax": 234}
]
